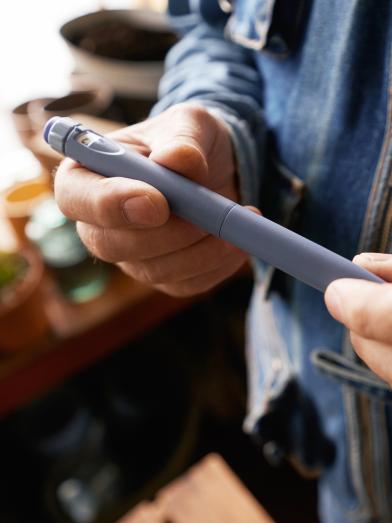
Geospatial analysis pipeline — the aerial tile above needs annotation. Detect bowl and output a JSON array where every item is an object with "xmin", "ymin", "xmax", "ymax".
[{"xmin": 60, "ymin": 9, "xmax": 177, "ymax": 99}]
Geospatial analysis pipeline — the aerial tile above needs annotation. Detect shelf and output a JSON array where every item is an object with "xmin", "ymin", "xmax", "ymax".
[
  {"xmin": 0, "ymin": 268, "xmax": 197, "ymax": 418},
  {"xmin": 120, "ymin": 454, "xmax": 275, "ymax": 523}
]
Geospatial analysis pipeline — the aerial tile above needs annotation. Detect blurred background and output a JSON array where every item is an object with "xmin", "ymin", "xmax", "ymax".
[
  {"xmin": 0, "ymin": 2, "xmax": 318, "ymax": 522},
  {"xmin": 0, "ymin": 0, "xmax": 166, "ymax": 194}
]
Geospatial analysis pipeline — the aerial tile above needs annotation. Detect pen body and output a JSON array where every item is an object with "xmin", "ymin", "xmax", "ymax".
[
  {"xmin": 45, "ymin": 118, "xmax": 383, "ymax": 292},
  {"xmin": 220, "ymin": 205, "xmax": 381, "ymax": 291},
  {"xmin": 65, "ymin": 129, "xmax": 235, "ymax": 237}
]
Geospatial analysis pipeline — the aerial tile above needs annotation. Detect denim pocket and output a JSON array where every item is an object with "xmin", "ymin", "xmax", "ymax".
[
  {"xmin": 260, "ymin": 155, "xmax": 306, "ymax": 228},
  {"xmin": 258, "ymin": 155, "xmax": 306, "ymax": 298},
  {"xmin": 224, "ymin": 0, "xmax": 309, "ymax": 55},
  {"xmin": 244, "ymin": 156, "xmax": 335, "ymax": 475},
  {"xmin": 244, "ymin": 284, "xmax": 335, "ymax": 476}
]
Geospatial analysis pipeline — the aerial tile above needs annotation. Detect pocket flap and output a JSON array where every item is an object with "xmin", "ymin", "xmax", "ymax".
[{"xmin": 225, "ymin": 0, "xmax": 308, "ymax": 55}]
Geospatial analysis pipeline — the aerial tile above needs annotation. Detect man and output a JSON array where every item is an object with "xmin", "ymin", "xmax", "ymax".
[{"xmin": 55, "ymin": 1, "xmax": 392, "ymax": 521}]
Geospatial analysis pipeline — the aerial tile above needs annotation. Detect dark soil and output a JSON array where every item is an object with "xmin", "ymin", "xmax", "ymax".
[{"xmin": 72, "ymin": 20, "xmax": 177, "ymax": 62}]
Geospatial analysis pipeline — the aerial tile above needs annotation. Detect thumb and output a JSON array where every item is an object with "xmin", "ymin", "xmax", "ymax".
[{"xmin": 353, "ymin": 252, "xmax": 392, "ymax": 282}]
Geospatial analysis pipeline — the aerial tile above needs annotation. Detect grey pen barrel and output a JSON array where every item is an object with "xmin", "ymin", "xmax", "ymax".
[
  {"xmin": 44, "ymin": 117, "xmax": 384, "ymax": 292},
  {"xmin": 220, "ymin": 205, "xmax": 382, "ymax": 292},
  {"xmin": 64, "ymin": 129, "xmax": 235, "ymax": 237}
]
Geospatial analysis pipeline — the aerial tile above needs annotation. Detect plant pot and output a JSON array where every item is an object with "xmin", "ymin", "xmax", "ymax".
[
  {"xmin": 26, "ymin": 198, "xmax": 108, "ymax": 304},
  {"xmin": 60, "ymin": 9, "xmax": 177, "ymax": 100},
  {"xmin": 29, "ymin": 76, "xmax": 113, "ymax": 129},
  {"xmin": 0, "ymin": 249, "xmax": 49, "ymax": 353},
  {"xmin": 1, "ymin": 180, "xmax": 52, "ymax": 245},
  {"xmin": 11, "ymin": 98, "xmax": 54, "ymax": 148}
]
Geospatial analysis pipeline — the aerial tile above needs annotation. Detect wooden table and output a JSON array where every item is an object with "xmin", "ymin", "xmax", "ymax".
[
  {"xmin": 119, "ymin": 454, "xmax": 275, "ymax": 523},
  {"xmin": 0, "ymin": 265, "xmax": 197, "ymax": 418}
]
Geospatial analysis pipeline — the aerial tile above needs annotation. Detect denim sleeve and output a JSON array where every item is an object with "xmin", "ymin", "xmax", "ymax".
[{"xmin": 150, "ymin": 8, "xmax": 266, "ymax": 207}]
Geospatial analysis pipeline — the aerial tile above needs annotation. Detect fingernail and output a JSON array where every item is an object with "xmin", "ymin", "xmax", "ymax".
[
  {"xmin": 122, "ymin": 196, "xmax": 158, "ymax": 226},
  {"xmin": 354, "ymin": 253, "xmax": 374, "ymax": 263},
  {"xmin": 325, "ymin": 283, "xmax": 344, "ymax": 321},
  {"xmin": 362, "ymin": 252, "xmax": 391, "ymax": 262}
]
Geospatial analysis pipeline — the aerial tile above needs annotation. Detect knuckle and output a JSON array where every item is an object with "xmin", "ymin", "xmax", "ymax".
[
  {"xmin": 77, "ymin": 224, "xmax": 100, "ymax": 259},
  {"xmin": 53, "ymin": 161, "xmax": 78, "ymax": 210},
  {"xmin": 126, "ymin": 261, "xmax": 163, "ymax": 286},
  {"xmin": 137, "ymin": 266, "xmax": 155, "ymax": 285},
  {"xmin": 77, "ymin": 223, "xmax": 117, "ymax": 263},
  {"xmin": 140, "ymin": 259, "xmax": 170, "ymax": 285},
  {"xmin": 97, "ymin": 228, "xmax": 120, "ymax": 263},
  {"xmin": 76, "ymin": 222, "xmax": 94, "ymax": 249},
  {"xmin": 92, "ymin": 178, "xmax": 123, "ymax": 226},
  {"xmin": 117, "ymin": 261, "xmax": 140, "ymax": 282},
  {"xmin": 81, "ymin": 225, "xmax": 102, "ymax": 258},
  {"xmin": 184, "ymin": 103, "xmax": 211, "ymax": 124},
  {"xmin": 117, "ymin": 260, "xmax": 166, "ymax": 286},
  {"xmin": 168, "ymin": 103, "xmax": 212, "ymax": 129}
]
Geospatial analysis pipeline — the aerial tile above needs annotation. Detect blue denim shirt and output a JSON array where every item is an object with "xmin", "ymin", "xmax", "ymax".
[{"xmin": 152, "ymin": 2, "xmax": 392, "ymax": 522}]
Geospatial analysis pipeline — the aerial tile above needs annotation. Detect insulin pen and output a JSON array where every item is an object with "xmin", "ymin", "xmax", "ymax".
[{"xmin": 44, "ymin": 116, "xmax": 383, "ymax": 293}]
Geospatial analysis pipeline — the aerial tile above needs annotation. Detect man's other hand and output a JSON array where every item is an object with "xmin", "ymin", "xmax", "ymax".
[{"xmin": 325, "ymin": 253, "xmax": 392, "ymax": 385}]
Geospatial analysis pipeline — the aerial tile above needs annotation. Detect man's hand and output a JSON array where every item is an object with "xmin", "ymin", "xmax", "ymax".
[
  {"xmin": 324, "ymin": 253, "xmax": 392, "ymax": 385},
  {"xmin": 55, "ymin": 103, "xmax": 249, "ymax": 297}
]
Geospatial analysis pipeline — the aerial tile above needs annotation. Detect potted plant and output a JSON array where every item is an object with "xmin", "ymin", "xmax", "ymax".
[
  {"xmin": 2, "ymin": 180, "xmax": 52, "ymax": 246},
  {"xmin": 60, "ymin": 9, "xmax": 178, "ymax": 123},
  {"xmin": 0, "ymin": 249, "xmax": 49, "ymax": 352}
]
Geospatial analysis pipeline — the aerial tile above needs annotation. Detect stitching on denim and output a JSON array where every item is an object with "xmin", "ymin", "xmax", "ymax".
[
  {"xmin": 361, "ymin": 40, "xmax": 392, "ymax": 522},
  {"xmin": 345, "ymin": 38, "xmax": 392, "ymax": 521},
  {"xmin": 370, "ymin": 399, "xmax": 392, "ymax": 522},
  {"xmin": 342, "ymin": 334, "xmax": 372, "ymax": 519},
  {"xmin": 359, "ymin": 46, "xmax": 392, "ymax": 250}
]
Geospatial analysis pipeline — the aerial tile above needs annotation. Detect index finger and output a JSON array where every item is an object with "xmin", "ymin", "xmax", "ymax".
[
  {"xmin": 54, "ymin": 158, "xmax": 170, "ymax": 229},
  {"xmin": 325, "ymin": 278, "xmax": 392, "ymax": 344}
]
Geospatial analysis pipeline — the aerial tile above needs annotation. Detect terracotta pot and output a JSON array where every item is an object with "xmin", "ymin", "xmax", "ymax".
[
  {"xmin": 29, "ymin": 79, "xmax": 113, "ymax": 129},
  {"xmin": 11, "ymin": 98, "xmax": 54, "ymax": 148},
  {"xmin": 27, "ymin": 136, "xmax": 63, "ymax": 176},
  {"xmin": 60, "ymin": 9, "xmax": 177, "ymax": 99},
  {"xmin": 1, "ymin": 180, "xmax": 53, "ymax": 246},
  {"xmin": 70, "ymin": 72, "xmax": 114, "ymax": 112},
  {"xmin": 0, "ymin": 249, "xmax": 49, "ymax": 353}
]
